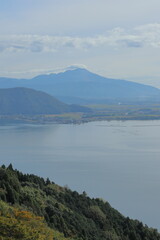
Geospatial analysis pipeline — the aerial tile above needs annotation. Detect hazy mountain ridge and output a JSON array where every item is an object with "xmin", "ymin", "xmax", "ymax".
[
  {"xmin": 0, "ymin": 68, "xmax": 160, "ymax": 104},
  {"xmin": 0, "ymin": 87, "xmax": 90, "ymax": 115}
]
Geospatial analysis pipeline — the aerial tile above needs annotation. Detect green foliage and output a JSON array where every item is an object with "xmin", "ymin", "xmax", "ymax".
[
  {"xmin": 0, "ymin": 165, "xmax": 160, "ymax": 240},
  {"xmin": 0, "ymin": 201, "xmax": 74, "ymax": 240},
  {"xmin": 0, "ymin": 201, "xmax": 53, "ymax": 240}
]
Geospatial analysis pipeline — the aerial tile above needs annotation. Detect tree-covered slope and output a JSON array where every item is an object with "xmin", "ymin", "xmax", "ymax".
[
  {"xmin": 0, "ymin": 87, "xmax": 90, "ymax": 115},
  {"xmin": 0, "ymin": 165, "xmax": 159, "ymax": 240},
  {"xmin": 0, "ymin": 201, "xmax": 74, "ymax": 240},
  {"xmin": 0, "ymin": 201, "xmax": 54, "ymax": 240}
]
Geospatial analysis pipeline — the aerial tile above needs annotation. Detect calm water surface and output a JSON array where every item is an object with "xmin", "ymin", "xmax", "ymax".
[{"xmin": 1, "ymin": 120, "xmax": 160, "ymax": 230}]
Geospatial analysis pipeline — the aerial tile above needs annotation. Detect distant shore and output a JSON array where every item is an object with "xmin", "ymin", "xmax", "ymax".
[{"xmin": 1, "ymin": 112, "xmax": 160, "ymax": 125}]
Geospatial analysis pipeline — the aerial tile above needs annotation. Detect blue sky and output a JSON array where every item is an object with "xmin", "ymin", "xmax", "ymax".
[{"xmin": 1, "ymin": 0, "xmax": 160, "ymax": 87}]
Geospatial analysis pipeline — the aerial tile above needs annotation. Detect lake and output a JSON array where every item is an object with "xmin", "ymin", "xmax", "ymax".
[{"xmin": 0, "ymin": 120, "xmax": 160, "ymax": 230}]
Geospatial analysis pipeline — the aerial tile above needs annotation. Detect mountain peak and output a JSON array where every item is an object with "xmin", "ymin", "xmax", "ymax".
[
  {"xmin": 63, "ymin": 64, "xmax": 88, "ymax": 72},
  {"xmin": 63, "ymin": 67, "xmax": 90, "ymax": 74}
]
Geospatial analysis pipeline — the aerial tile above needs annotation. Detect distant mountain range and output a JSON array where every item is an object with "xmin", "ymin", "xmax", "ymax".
[
  {"xmin": 0, "ymin": 68, "xmax": 160, "ymax": 104},
  {"xmin": 0, "ymin": 87, "xmax": 90, "ymax": 115}
]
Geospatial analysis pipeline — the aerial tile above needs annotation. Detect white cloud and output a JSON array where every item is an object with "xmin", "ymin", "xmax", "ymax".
[{"xmin": 1, "ymin": 23, "xmax": 160, "ymax": 53}]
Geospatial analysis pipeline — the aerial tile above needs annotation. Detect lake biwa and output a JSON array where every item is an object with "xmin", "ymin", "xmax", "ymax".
[{"xmin": 0, "ymin": 120, "xmax": 160, "ymax": 230}]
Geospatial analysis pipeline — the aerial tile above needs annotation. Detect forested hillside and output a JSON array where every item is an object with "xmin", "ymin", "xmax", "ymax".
[
  {"xmin": 0, "ymin": 87, "xmax": 90, "ymax": 115},
  {"xmin": 0, "ymin": 165, "xmax": 159, "ymax": 240}
]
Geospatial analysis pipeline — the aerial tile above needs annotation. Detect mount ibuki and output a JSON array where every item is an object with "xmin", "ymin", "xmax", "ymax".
[{"xmin": 0, "ymin": 68, "xmax": 160, "ymax": 104}]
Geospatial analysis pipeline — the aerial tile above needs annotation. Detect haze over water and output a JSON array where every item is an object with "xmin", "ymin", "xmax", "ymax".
[{"xmin": 1, "ymin": 120, "xmax": 160, "ymax": 230}]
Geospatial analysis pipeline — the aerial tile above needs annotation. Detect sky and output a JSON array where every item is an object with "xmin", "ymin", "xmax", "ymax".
[{"xmin": 1, "ymin": 0, "xmax": 160, "ymax": 87}]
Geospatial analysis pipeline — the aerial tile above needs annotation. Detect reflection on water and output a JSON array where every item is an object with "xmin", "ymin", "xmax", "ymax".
[{"xmin": 0, "ymin": 120, "xmax": 160, "ymax": 230}]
